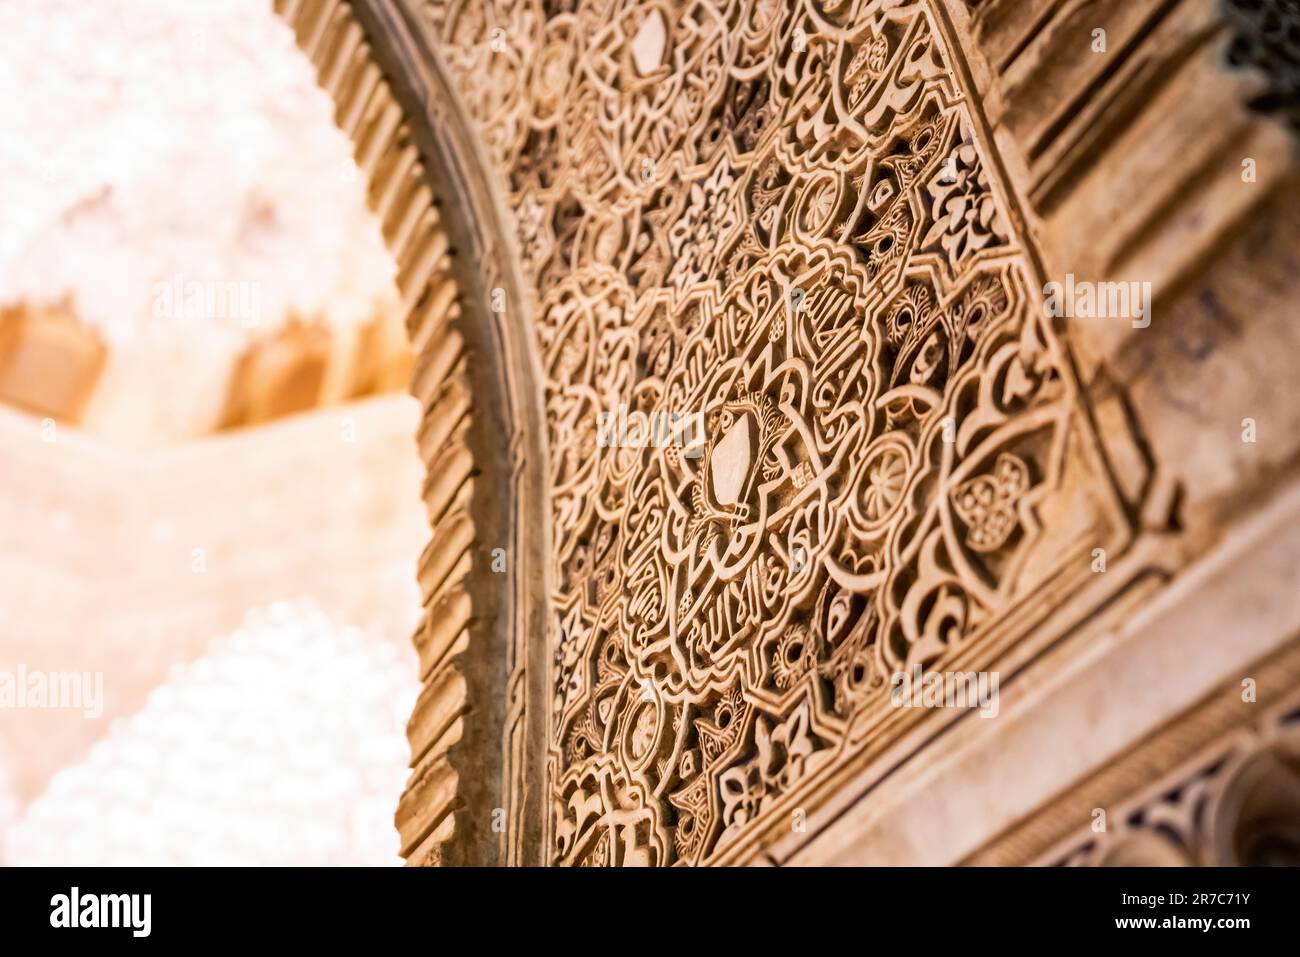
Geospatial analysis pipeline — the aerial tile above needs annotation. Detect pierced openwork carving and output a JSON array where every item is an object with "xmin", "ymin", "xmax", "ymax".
[
  {"xmin": 1052, "ymin": 696, "xmax": 1300, "ymax": 868},
  {"xmin": 1223, "ymin": 0, "xmax": 1300, "ymax": 131},
  {"xmin": 420, "ymin": 0, "xmax": 1138, "ymax": 865}
]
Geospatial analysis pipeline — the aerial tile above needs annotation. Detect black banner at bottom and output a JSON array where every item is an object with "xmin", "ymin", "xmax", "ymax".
[{"xmin": 0, "ymin": 866, "xmax": 1291, "ymax": 943}]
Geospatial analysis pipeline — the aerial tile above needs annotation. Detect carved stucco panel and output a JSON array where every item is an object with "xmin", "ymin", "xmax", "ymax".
[{"xmin": 413, "ymin": 0, "xmax": 1146, "ymax": 865}]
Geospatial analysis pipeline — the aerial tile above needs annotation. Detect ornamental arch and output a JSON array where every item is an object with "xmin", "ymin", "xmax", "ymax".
[
  {"xmin": 273, "ymin": 0, "xmax": 550, "ymax": 866},
  {"xmin": 276, "ymin": 0, "xmax": 1300, "ymax": 866}
]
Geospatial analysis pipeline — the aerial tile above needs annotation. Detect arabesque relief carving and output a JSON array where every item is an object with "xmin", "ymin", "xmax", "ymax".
[{"xmin": 420, "ymin": 0, "xmax": 1140, "ymax": 865}]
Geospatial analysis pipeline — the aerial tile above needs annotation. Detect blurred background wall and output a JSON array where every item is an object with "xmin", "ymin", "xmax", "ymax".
[{"xmin": 0, "ymin": 0, "xmax": 425, "ymax": 864}]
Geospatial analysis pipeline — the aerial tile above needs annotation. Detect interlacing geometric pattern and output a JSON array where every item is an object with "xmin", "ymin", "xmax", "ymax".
[{"xmin": 422, "ymin": 0, "xmax": 1126, "ymax": 865}]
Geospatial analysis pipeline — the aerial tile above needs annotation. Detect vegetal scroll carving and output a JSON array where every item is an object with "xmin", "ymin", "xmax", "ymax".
[{"xmin": 422, "ymin": 0, "xmax": 1135, "ymax": 865}]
